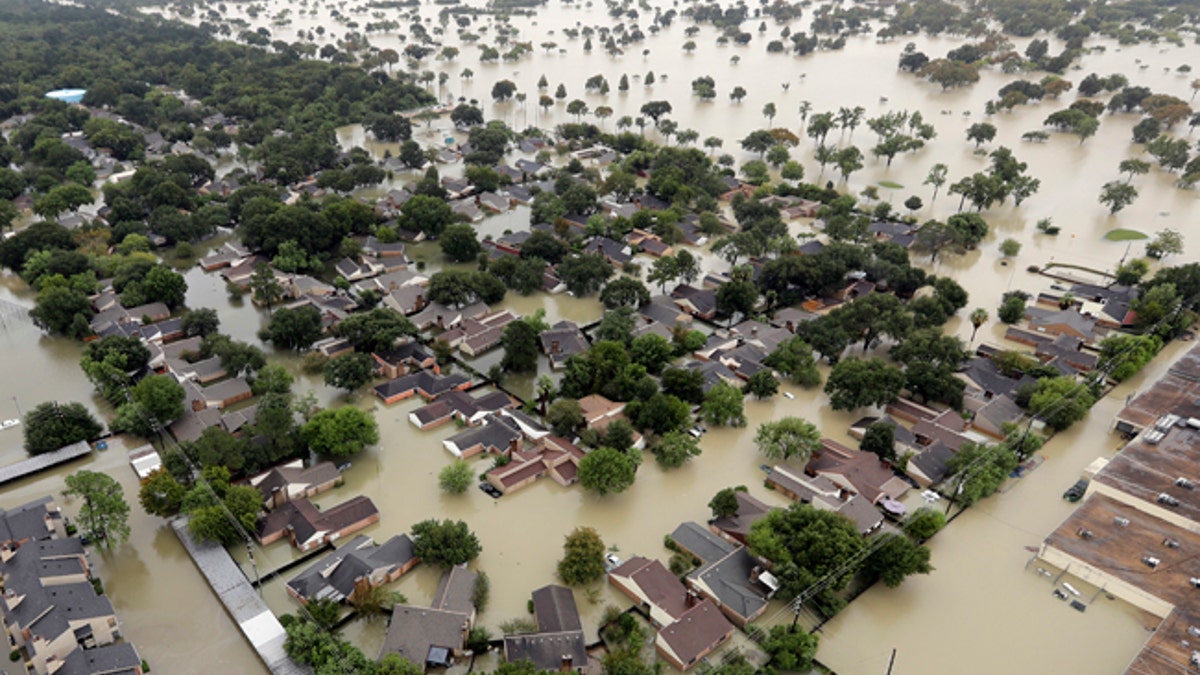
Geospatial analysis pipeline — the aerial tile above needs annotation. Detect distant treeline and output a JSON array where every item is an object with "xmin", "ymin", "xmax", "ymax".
[{"xmin": 0, "ymin": 1, "xmax": 434, "ymax": 139}]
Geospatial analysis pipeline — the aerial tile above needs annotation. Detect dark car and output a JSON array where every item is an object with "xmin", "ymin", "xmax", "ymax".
[
  {"xmin": 478, "ymin": 482, "xmax": 502, "ymax": 499},
  {"xmin": 1063, "ymin": 479, "xmax": 1088, "ymax": 502}
]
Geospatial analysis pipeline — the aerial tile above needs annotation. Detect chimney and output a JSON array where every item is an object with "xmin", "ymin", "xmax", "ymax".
[
  {"xmin": 560, "ymin": 655, "xmax": 574, "ymax": 672},
  {"xmin": 551, "ymin": 340, "xmax": 560, "ymax": 355},
  {"xmin": 750, "ymin": 326, "xmax": 758, "ymax": 338}
]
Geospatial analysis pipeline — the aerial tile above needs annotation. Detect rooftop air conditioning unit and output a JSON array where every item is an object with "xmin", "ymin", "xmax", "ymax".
[{"xmin": 1143, "ymin": 556, "xmax": 1161, "ymax": 569}]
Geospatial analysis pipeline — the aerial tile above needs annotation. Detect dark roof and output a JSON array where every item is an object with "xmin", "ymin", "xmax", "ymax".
[
  {"xmin": 0, "ymin": 496, "xmax": 60, "ymax": 545},
  {"xmin": 504, "ymin": 631, "xmax": 587, "ymax": 672},
  {"xmin": 670, "ymin": 522, "xmax": 736, "ymax": 565},
  {"xmin": 286, "ymin": 534, "xmax": 416, "ymax": 602},
  {"xmin": 374, "ymin": 341, "xmax": 435, "ymax": 367},
  {"xmin": 532, "ymin": 585, "xmax": 582, "ymax": 633},
  {"xmin": 608, "ymin": 556, "xmax": 690, "ymax": 621},
  {"xmin": 432, "ymin": 564, "xmax": 478, "ymax": 615},
  {"xmin": 908, "ymin": 441, "xmax": 956, "ymax": 484},
  {"xmin": 711, "ymin": 492, "xmax": 773, "ymax": 542},
  {"xmin": 688, "ymin": 548, "xmax": 769, "ymax": 622},
  {"xmin": 960, "ymin": 357, "xmax": 1037, "ymax": 400},
  {"xmin": 380, "ymin": 605, "xmax": 469, "ymax": 666},
  {"xmin": 658, "ymin": 599, "xmax": 733, "ymax": 666},
  {"xmin": 671, "ymin": 284, "xmax": 717, "ymax": 316},
  {"xmin": 54, "ymin": 642, "xmax": 142, "ymax": 675},
  {"xmin": 374, "ymin": 371, "xmax": 471, "ymax": 400}
]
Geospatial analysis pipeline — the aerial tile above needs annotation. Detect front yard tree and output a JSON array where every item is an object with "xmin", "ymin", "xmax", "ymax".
[
  {"xmin": 860, "ymin": 423, "xmax": 896, "ymax": 462},
  {"xmin": 654, "ymin": 430, "xmax": 702, "ymax": 469},
  {"xmin": 862, "ymin": 533, "xmax": 933, "ymax": 587},
  {"xmin": 261, "ymin": 305, "xmax": 323, "ymax": 350},
  {"xmin": 439, "ymin": 460, "xmax": 473, "ymax": 494},
  {"xmin": 302, "ymin": 406, "xmax": 380, "ymax": 459},
  {"xmin": 764, "ymin": 338, "xmax": 822, "ymax": 388},
  {"xmin": 333, "ymin": 308, "xmax": 417, "ymax": 353},
  {"xmin": 578, "ymin": 447, "xmax": 637, "ymax": 496},
  {"xmin": 411, "ymin": 519, "xmax": 482, "ymax": 567},
  {"xmin": 546, "ymin": 399, "xmax": 584, "ymax": 437},
  {"xmin": 181, "ymin": 308, "xmax": 221, "ymax": 337},
  {"xmin": 743, "ymin": 371, "xmax": 780, "ymax": 400},
  {"xmin": 501, "ymin": 320, "xmax": 540, "ymax": 373},
  {"xmin": 754, "ymin": 417, "xmax": 821, "ymax": 462},
  {"xmin": 65, "ymin": 470, "xmax": 131, "ymax": 548},
  {"xmin": 708, "ymin": 487, "xmax": 744, "ymax": 519},
  {"xmin": 440, "ymin": 224, "xmax": 482, "ymax": 262},
  {"xmin": 600, "ymin": 278, "xmax": 651, "ymax": 309},
  {"xmin": 249, "ymin": 263, "xmax": 285, "ymax": 312},
  {"xmin": 138, "ymin": 468, "xmax": 186, "ymax": 518},
  {"xmin": 324, "ymin": 352, "xmax": 374, "ymax": 392},
  {"xmin": 747, "ymin": 503, "xmax": 866, "ymax": 601},
  {"xmin": 1029, "ymin": 376, "xmax": 1095, "ymax": 431},
  {"xmin": 23, "ymin": 401, "xmax": 102, "ymax": 455},
  {"xmin": 1147, "ymin": 229, "xmax": 1184, "ymax": 260},
  {"xmin": 558, "ymin": 526, "xmax": 607, "ymax": 586},
  {"xmin": 825, "ymin": 357, "xmax": 905, "ymax": 411},
  {"xmin": 760, "ymin": 625, "xmax": 820, "ymax": 673}
]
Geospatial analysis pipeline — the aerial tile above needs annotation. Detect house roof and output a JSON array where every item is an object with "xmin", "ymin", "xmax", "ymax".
[
  {"xmin": 973, "ymin": 394, "xmax": 1023, "ymax": 435},
  {"xmin": 658, "ymin": 599, "xmax": 733, "ymax": 667},
  {"xmin": 432, "ymin": 564, "xmax": 478, "ymax": 615},
  {"xmin": 671, "ymin": 522, "xmax": 736, "ymax": 566},
  {"xmin": 380, "ymin": 605, "xmax": 469, "ymax": 666},
  {"xmin": 766, "ymin": 465, "xmax": 842, "ymax": 504},
  {"xmin": 286, "ymin": 534, "xmax": 416, "ymax": 603},
  {"xmin": 1024, "ymin": 306, "xmax": 1099, "ymax": 341},
  {"xmin": 0, "ymin": 496, "xmax": 61, "ymax": 545},
  {"xmin": 671, "ymin": 284, "xmax": 717, "ymax": 316},
  {"xmin": 807, "ymin": 439, "xmax": 910, "ymax": 503},
  {"xmin": 374, "ymin": 371, "xmax": 471, "ymax": 400},
  {"xmin": 836, "ymin": 494, "xmax": 884, "ymax": 534},
  {"xmin": 688, "ymin": 547, "xmax": 769, "ymax": 621},
  {"xmin": 578, "ymin": 394, "xmax": 624, "ymax": 424},
  {"xmin": 532, "ymin": 584, "xmax": 582, "ymax": 633},
  {"xmin": 53, "ymin": 642, "xmax": 142, "ymax": 675},
  {"xmin": 908, "ymin": 441, "xmax": 956, "ymax": 484},
  {"xmin": 258, "ymin": 496, "xmax": 378, "ymax": 548},
  {"xmin": 251, "ymin": 460, "xmax": 341, "ymax": 503},
  {"xmin": 504, "ymin": 630, "xmax": 587, "ymax": 672},
  {"xmin": 444, "ymin": 413, "xmax": 522, "ymax": 453},
  {"xmin": 609, "ymin": 556, "xmax": 690, "ymax": 621},
  {"xmin": 540, "ymin": 321, "xmax": 589, "ymax": 360},
  {"xmin": 710, "ymin": 492, "xmax": 774, "ymax": 542}
]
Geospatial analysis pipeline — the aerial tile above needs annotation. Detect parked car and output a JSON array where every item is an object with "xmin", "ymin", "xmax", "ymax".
[
  {"xmin": 478, "ymin": 482, "xmax": 502, "ymax": 499},
  {"xmin": 1062, "ymin": 479, "xmax": 1088, "ymax": 502}
]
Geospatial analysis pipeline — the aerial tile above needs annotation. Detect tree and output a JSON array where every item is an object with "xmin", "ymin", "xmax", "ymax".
[
  {"xmin": 1098, "ymin": 334, "xmax": 1161, "ymax": 382},
  {"xmin": 558, "ymin": 526, "xmax": 606, "ymax": 585},
  {"xmin": 333, "ymin": 308, "xmax": 416, "ymax": 353},
  {"xmin": 863, "ymin": 533, "xmax": 933, "ymax": 587},
  {"xmin": 23, "ymin": 401, "xmax": 101, "ymax": 456},
  {"xmin": 825, "ymin": 357, "xmax": 905, "ymax": 410},
  {"xmin": 491, "ymin": 79, "xmax": 517, "ymax": 102},
  {"xmin": 753, "ymin": 417, "xmax": 820, "ymax": 462},
  {"xmin": 302, "ymin": 406, "xmax": 380, "ymax": 459},
  {"xmin": 639, "ymin": 100, "xmax": 673, "ymax": 126},
  {"xmin": 903, "ymin": 507, "xmax": 946, "ymax": 541},
  {"xmin": 760, "ymin": 625, "xmax": 819, "ymax": 672},
  {"xmin": 709, "ymin": 487, "xmax": 743, "ymax": 520},
  {"xmin": 578, "ymin": 447, "xmax": 637, "ymax": 496},
  {"xmin": 860, "ymin": 423, "xmax": 896, "ymax": 462},
  {"xmin": 747, "ymin": 503, "xmax": 866, "ymax": 601},
  {"xmin": 501, "ymin": 320, "xmax": 540, "ymax": 373},
  {"xmin": 743, "ymin": 371, "xmax": 780, "ymax": 400},
  {"xmin": 701, "ymin": 383, "xmax": 746, "ymax": 427},
  {"xmin": 601, "ymin": 278, "xmax": 650, "ymax": 309},
  {"xmin": 999, "ymin": 238, "xmax": 1021, "ymax": 258},
  {"xmin": 440, "ymin": 224, "xmax": 481, "ymax": 262},
  {"xmin": 945, "ymin": 442, "xmax": 1019, "ymax": 508},
  {"xmin": 655, "ymin": 431, "xmax": 701, "ymax": 469},
  {"xmin": 969, "ymin": 308, "xmax": 989, "ymax": 342},
  {"xmin": 131, "ymin": 374, "xmax": 186, "ymax": 427},
  {"xmin": 920, "ymin": 59, "xmax": 980, "ymax": 90},
  {"xmin": 1099, "ymin": 181, "xmax": 1138, "ymax": 215},
  {"xmin": 1029, "ymin": 376, "xmax": 1094, "ymax": 431},
  {"xmin": 998, "ymin": 293, "xmax": 1027, "ymax": 324},
  {"xmin": 323, "ymin": 352, "xmax": 374, "ymax": 392},
  {"xmin": 716, "ymin": 278, "xmax": 759, "ymax": 325},
  {"xmin": 411, "ymin": 519, "xmax": 482, "ymax": 567},
  {"xmin": 627, "ymin": 393, "xmax": 691, "ymax": 435},
  {"xmin": 1147, "ymin": 229, "xmax": 1184, "ymax": 260},
  {"xmin": 834, "ymin": 146, "xmax": 864, "ymax": 183},
  {"xmin": 439, "ymin": 460, "xmax": 473, "ymax": 494},
  {"xmin": 924, "ymin": 163, "xmax": 948, "ymax": 201},
  {"xmin": 764, "ymin": 338, "xmax": 821, "ymax": 388},
  {"xmin": 181, "ymin": 308, "xmax": 220, "ymax": 337},
  {"xmin": 31, "ymin": 283, "xmax": 93, "ymax": 338},
  {"xmin": 139, "ymin": 468, "xmax": 186, "ymax": 518},
  {"xmin": 80, "ymin": 336, "xmax": 151, "ymax": 405},
  {"xmin": 1119, "ymin": 159, "xmax": 1151, "ymax": 182},
  {"xmin": 557, "ymin": 253, "xmax": 613, "ymax": 296},
  {"xmin": 261, "ymin": 305, "xmax": 323, "ymax": 350},
  {"xmin": 65, "ymin": 470, "xmax": 131, "ymax": 548},
  {"xmin": 249, "ymin": 263, "xmax": 285, "ymax": 312},
  {"xmin": 400, "ymin": 195, "xmax": 456, "ymax": 238},
  {"xmin": 366, "ymin": 113, "xmax": 412, "ymax": 142},
  {"xmin": 966, "ymin": 122, "xmax": 997, "ymax": 147},
  {"xmin": 629, "ymin": 333, "xmax": 674, "ymax": 375},
  {"xmin": 546, "ymin": 399, "xmax": 583, "ymax": 437},
  {"xmin": 1115, "ymin": 259, "xmax": 1150, "ymax": 286}
]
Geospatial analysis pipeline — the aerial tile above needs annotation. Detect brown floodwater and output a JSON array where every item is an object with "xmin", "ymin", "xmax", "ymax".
[{"xmin": 6, "ymin": 1, "xmax": 1199, "ymax": 672}]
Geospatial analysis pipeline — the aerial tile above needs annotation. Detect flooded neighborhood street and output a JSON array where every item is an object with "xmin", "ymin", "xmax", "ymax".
[{"xmin": 3, "ymin": 0, "xmax": 1200, "ymax": 671}]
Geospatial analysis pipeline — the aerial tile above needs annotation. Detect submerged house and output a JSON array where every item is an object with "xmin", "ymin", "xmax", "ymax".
[{"xmin": 286, "ymin": 534, "xmax": 418, "ymax": 605}]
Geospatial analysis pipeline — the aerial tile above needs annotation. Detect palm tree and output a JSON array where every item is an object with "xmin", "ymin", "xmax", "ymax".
[
  {"xmin": 798, "ymin": 100, "xmax": 812, "ymax": 127},
  {"xmin": 969, "ymin": 308, "xmax": 988, "ymax": 342}
]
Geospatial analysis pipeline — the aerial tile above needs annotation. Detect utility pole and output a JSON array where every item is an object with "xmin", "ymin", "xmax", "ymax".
[
  {"xmin": 12, "ymin": 396, "xmax": 21, "ymax": 419},
  {"xmin": 886, "ymin": 649, "xmax": 897, "ymax": 675}
]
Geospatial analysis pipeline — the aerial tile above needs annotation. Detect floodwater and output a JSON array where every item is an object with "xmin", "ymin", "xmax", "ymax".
[{"xmin": 4, "ymin": 0, "xmax": 1198, "ymax": 672}]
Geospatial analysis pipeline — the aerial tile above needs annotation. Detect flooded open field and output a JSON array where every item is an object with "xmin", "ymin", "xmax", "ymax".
[{"xmin": 3, "ymin": 0, "xmax": 1200, "ymax": 671}]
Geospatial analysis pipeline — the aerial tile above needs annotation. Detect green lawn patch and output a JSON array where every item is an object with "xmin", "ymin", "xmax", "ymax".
[
  {"xmin": 878, "ymin": 181, "xmax": 904, "ymax": 189},
  {"xmin": 1104, "ymin": 228, "xmax": 1148, "ymax": 241}
]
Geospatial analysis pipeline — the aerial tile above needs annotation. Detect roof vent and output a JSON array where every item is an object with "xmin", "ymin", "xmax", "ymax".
[
  {"xmin": 1176, "ymin": 477, "xmax": 1196, "ymax": 490},
  {"xmin": 1192, "ymin": 579, "xmax": 1200, "ymax": 589},
  {"xmin": 1114, "ymin": 517, "xmax": 1130, "ymax": 527},
  {"xmin": 1164, "ymin": 538, "xmax": 1181, "ymax": 549},
  {"xmin": 1189, "ymin": 625, "xmax": 1200, "ymax": 637},
  {"xmin": 1077, "ymin": 528, "xmax": 1094, "ymax": 540},
  {"xmin": 1143, "ymin": 556, "xmax": 1161, "ymax": 569}
]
